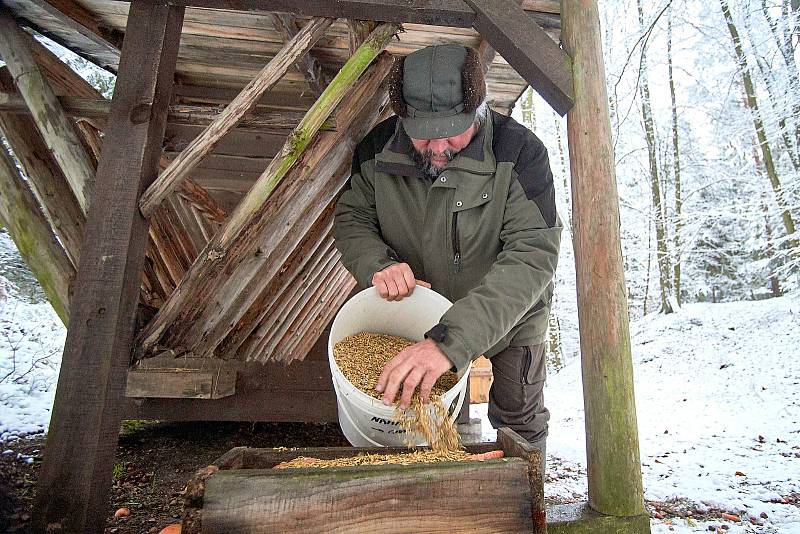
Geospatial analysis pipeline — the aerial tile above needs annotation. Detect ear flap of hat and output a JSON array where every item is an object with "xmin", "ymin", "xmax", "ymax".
[
  {"xmin": 388, "ymin": 55, "xmax": 408, "ymax": 118},
  {"xmin": 461, "ymin": 47, "xmax": 486, "ymax": 112}
]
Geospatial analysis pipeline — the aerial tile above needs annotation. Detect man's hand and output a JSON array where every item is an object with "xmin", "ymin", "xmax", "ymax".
[
  {"xmin": 375, "ymin": 338, "xmax": 452, "ymax": 409},
  {"xmin": 372, "ymin": 263, "xmax": 431, "ymax": 301}
]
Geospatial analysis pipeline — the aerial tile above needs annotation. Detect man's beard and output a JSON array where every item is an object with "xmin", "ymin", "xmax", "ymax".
[{"xmin": 413, "ymin": 148, "xmax": 457, "ymax": 178}]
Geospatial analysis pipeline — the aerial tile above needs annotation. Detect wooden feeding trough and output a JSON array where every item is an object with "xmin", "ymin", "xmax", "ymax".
[{"xmin": 180, "ymin": 427, "xmax": 545, "ymax": 533}]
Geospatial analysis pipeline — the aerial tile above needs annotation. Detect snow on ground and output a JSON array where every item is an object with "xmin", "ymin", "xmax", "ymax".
[
  {"xmin": 1, "ymin": 230, "xmax": 799, "ymax": 530},
  {"xmin": 542, "ymin": 295, "xmax": 800, "ymax": 533}
]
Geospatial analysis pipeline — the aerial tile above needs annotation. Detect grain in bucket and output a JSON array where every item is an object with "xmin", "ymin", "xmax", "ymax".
[{"xmin": 327, "ymin": 286, "xmax": 471, "ymax": 447}]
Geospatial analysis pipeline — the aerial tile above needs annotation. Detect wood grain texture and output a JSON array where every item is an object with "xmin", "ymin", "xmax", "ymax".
[
  {"xmin": 560, "ymin": 0, "xmax": 645, "ymax": 517},
  {"xmin": 465, "ymin": 0, "xmax": 573, "ymax": 115},
  {"xmin": 201, "ymin": 460, "xmax": 533, "ymax": 533},
  {"xmin": 0, "ymin": 7, "xmax": 96, "ymax": 211},
  {"xmin": 0, "ymin": 139, "xmax": 73, "ymax": 323},
  {"xmin": 30, "ymin": 2, "xmax": 184, "ymax": 531},
  {"xmin": 139, "ymin": 17, "xmax": 333, "ymax": 217}
]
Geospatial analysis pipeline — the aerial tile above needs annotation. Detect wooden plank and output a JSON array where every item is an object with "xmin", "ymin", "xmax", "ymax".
[
  {"xmin": 0, "ymin": 7, "xmax": 96, "ymax": 212},
  {"xmin": 560, "ymin": 0, "xmax": 645, "ymax": 517},
  {"xmin": 465, "ymin": 0, "xmax": 573, "ymax": 116},
  {"xmin": 172, "ymin": 83, "xmax": 317, "ymax": 111},
  {"xmin": 200, "ymin": 460, "xmax": 533, "ymax": 533},
  {"xmin": 30, "ymin": 2, "xmax": 184, "ymax": 532},
  {"xmin": 125, "ymin": 367, "xmax": 236, "ymax": 399},
  {"xmin": 0, "ymin": 139, "xmax": 74, "ymax": 323},
  {"xmin": 0, "ymin": 94, "xmax": 319, "ymax": 131},
  {"xmin": 135, "ymin": 27, "xmax": 397, "ymax": 360},
  {"xmin": 0, "ymin": 69, "xmax": 86, "ymax": 268},
  {"xmin": 163, "ymin": 123, "xmax": 287, "ymax": 157},
  {"xmin": 140, "ymin": 17, "xmax": 334, "ymax": 217},
  {"xmin": 2, "ymin": 0, "xmax": 121, "ymax": 71}
]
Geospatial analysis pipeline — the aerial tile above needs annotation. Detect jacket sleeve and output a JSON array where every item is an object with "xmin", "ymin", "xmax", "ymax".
[
  {"xmin": 334, "ymin": 160, "xmax": 398, "ymax": 288},
  {"xmin": 432, "ymin": 137, "xmax": 562, "ymax": 372}
]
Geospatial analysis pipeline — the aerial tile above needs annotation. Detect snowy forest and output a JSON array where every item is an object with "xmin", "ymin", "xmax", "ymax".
[
  {"xmin": 0, "ymin": 0, "xmax": 798, "ymax": 532},
  {"xmin": 517, "ymin": 0, "xmax": 800, "ymax": 369}
]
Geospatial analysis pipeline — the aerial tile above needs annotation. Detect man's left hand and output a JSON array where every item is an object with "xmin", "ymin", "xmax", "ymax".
[{"xmin": 375, "ymin": 338, "xmax": 453, "ymax": 409}]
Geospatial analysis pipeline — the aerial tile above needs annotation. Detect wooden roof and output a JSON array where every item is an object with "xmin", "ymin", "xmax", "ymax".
[{"xmin": 1, "ymin": 0, "xmax": 562, "ymax": 368}]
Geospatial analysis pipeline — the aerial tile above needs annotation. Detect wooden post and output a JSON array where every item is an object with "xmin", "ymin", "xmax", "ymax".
[
  {"xmin": 30, "ymin": 2, "xmax": 184, "ymax": 531},
  {"xmin": 0, "ymin": 7, "xmax": 96, "ymax": 212},
  {"xmin": 0, "ymin": 142, "xmax": 74, "ymax": 323},
  {"xmin": 560, "ymin": 0, "xmax": 647, "ymax": 520},
  {"xmin": 138, "ymin": 16, "xmax": 334, "ymax": 217}
]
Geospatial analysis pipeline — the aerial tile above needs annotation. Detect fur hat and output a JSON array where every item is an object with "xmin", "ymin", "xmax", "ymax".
[{"xmin": 387, "ymin": 44, "xmax": 486, "ymax": 139}]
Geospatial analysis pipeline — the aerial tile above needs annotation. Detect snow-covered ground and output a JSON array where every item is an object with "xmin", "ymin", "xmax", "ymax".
[{"xmin": 1, "ymin": 231, "xmax": 798, "ymax": 531}]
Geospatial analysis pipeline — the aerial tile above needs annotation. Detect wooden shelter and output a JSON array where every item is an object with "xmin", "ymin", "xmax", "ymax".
[{"xmin": 0, "ymin": 0, "xmax": 649, "ymax": 531}]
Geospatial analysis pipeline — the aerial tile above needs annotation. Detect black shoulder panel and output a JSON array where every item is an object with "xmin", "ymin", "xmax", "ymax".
[
  {"xmin": 491, "ymin": 112, "xmax": 558, "ymax": 227},
  {"xmin": 351, "ymin": 115, "xmax": 399, "ymax": 175}
]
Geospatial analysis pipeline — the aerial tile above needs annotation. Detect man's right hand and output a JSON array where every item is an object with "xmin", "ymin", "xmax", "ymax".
[{"xmin": 372, "ymin": 263, "xmax": 431, "ymax": 301}]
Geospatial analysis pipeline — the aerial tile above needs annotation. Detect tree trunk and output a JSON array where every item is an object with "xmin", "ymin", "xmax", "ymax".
[
  {"xmin": 668, "ymin": 12, "xmax": 683, "ymax": 306},
  {"xmin": 720, "ymin": 0, "xmax": 798, "ymax": 250},
  {"xmin": 638, "ymin": 0, "xmax": 673, "ymax": 313}
]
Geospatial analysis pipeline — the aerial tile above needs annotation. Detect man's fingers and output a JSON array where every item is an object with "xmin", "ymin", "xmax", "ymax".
[
  {"xmin": 375, "ymin": 353, "xmax": 402, "ymax": 393},
  {"xmin": 418, "ymin": 372, "xmax": 439, "ymax": 404},
  {"xmin": 399, "ymin": 368, "xmax": 425, "ymax": 409},
  {"xmin": 415, "ymin": 279, "xmax": 431, "ymax": 289},
  {"xmin": 401, "ymin": 267, "xmax": 416, "ymax": 296},
  {"xmin": 382, "ymin": 360, "xmax": 411, "ymax": 406},
  {"xmin": 386, "ymin": 276, "xmax": 400, "ymax": 301}
]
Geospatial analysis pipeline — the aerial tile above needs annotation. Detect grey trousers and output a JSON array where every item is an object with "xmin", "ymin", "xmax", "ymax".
[{"xmin": 487, "ymin": 343, "xmax": 549, "ymax": 471}]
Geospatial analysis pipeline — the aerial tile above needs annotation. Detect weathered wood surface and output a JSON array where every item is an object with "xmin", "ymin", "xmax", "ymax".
[
  {"xmin": 466, "ymin": 0, "xmax": 573, "ymax": 115},
  {"xmin": 135, "ymin": 27, "xmax": 396, "ymax": 361},
  {"xmin": 0, "ymin": 93, "xmax": 326, "ymax": 132},
  {"xmin": 0, "ymin": 69, "xmax": 85, "ymax": 268},
  {"xmin": 140, "ymin": 16, "xmax": 334, "ymax": 217},
  {"xmin": 201, "ymin": 460, "xmax": 533, "ymax": 533},
  {"xmin": 0, "ymin": 7, "xmax": 95, "ymax": 212},
  {"xmin": 270, "ymin": 13, "xmax": 328, "ymax": 95},
  {"xmin": 107, "ymin": 0, "xmax": 558, "ymax": 28},
  {"xmin": 3, "ymin": 0, "xmax": 121, "ymax": 70},
  {"xmin": 561, "ymin": 0, "xmax": 646, "ymax": 518},
  {"xmin": 125, "ymin": 353, "xmax": 236, "ymax": 399},
  {"xmin": 31, "ymin": 2, "xmax": 184, "ymax": 532},
  {"xmin": 0, "ymin": 140, "xmax": 73, "ymax": 323}
]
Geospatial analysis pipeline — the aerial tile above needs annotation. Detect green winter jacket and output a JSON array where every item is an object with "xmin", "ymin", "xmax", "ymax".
[{"xmin": 334, "ymin": 111, "xmax": 562, "ymax": 372}]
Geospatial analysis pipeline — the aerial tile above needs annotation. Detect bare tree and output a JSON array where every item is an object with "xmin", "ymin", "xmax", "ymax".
[
  {"xmin": 668, "ymin": 10, "xmax": 684, "ymax": 305},
  {"xmin": 638, "ymin": 0, "xmax": 674, "ymax": 313}
]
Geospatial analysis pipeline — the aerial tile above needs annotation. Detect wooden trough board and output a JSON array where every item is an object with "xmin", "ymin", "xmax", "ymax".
[{"xmin": 182, "ymin": 427, "xmax": 544, "ymax": 533}]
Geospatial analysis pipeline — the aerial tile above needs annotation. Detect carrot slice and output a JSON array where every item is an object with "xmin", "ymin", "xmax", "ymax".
[{"xmin": 465, "ymin": 450, "xmax": 504, "ymax": 461}]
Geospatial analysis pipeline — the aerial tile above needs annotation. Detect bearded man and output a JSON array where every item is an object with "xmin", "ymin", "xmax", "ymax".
[{"xmin": 334, "ymin": 44, "xmax": 562, "ymax": 463}]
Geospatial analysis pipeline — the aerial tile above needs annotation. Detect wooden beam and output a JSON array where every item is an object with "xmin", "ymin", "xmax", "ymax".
[
  {"xmin": 125, "ymin": 0, "xmax": 560, "ymax": 27},
  {"xmin": 21, "ymin": 0, "xmax": 121, "ymax": 69},
  {"xmin": 0, "ymin": 68, "xmax": 85, "ymax": 267},
  {"xmin": 0, "ymin": 93, "xmax": 325, "ymax": 131},
  {"xmin": 560, "ymin": 0, "xmax": 645, "ymax": 518},
  {"xmin": 30, "ymin": 2, "xmax": 184, "ymax": 531},
  {"xmin": 143, "ymin": 54, "xmax": 392, "ymax": 362},
  {"xmin": 0, "ymin": 140, "xmax": 74, "ymax": 323},
  {"xmin": 0, "ymin": 7, "xmax": 96, "ymax": 212},
  {"xmin": 465, "ymin": 0, "xmax": 573, "ymax": 116},
  {"xmin": 139, "ymin": 17, "xmax": 334, "ymax": 218},
  {"xmin": 136, "ymin": 24, "xmax": 398, "ymax": 358},
  {"xmin": 270, "ymin": 13, "xmax": 328, "ymax": 95}
]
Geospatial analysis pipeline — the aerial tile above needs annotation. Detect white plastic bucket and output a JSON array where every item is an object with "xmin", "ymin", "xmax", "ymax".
[{"xmin": 328, "ymin": 286, "xmax": 471, "ymax": 447}]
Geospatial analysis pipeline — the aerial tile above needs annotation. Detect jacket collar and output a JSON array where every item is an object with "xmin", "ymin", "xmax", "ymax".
[{"xmin": 374, "ymin": 114, "xmax": 496, "ymax": 178}]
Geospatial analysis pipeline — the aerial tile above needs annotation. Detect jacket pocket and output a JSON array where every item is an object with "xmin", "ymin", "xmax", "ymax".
[{"xmin": 451, "ymin": 212, "xmax": 461, "ymax": 273}]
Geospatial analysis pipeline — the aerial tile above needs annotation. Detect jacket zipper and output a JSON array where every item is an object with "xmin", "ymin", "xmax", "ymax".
[
  {"xmin": 451, "ymin": 211, "xmax": 461, "ymax": 273},
  {"xmin": 521, "ymin": 346, "xmax": 532, "ymax": 384}
]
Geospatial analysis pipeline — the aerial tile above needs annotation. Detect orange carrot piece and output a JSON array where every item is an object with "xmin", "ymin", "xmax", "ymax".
[
  {"xmin": 465, "ymin": 450, "xmax": 504, "ymax": 461},
  {"xmin": 721, "ymin": 513, "xmax": 740, "ymax": 522}
]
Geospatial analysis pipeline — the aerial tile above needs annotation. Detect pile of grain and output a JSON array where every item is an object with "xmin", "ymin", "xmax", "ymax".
[
  {"xmin": 333, "ymin": 332, "xmax": 459, "ymax": 400},
  {"xmin": 273, "ymin": 449, "xmax": 470, "ymax": 469},
  {"xmin": 332, "ymin": 332, "xmax": 463, "ymax": 455}
]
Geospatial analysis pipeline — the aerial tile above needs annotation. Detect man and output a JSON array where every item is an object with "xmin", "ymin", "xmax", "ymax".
[{"xmin": 333, "ymin": 44, "xmax": 561, "ymax": 457}]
